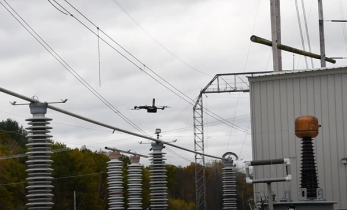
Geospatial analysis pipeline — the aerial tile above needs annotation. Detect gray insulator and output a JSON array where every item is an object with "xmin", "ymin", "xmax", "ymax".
[
  {"xmin": 128, "ymin": 160, "xmax": 142, "ymax": 209},
  {"xmin": 25, "ymin": 114, "xmax": 54, "ymax": 210},
  {"xmin": 222, "ymin": 160, "xmax": 237, "ymax": 210},
  {"xmin": 107, "ymin": 157, "xmax": 124, "ymax": 209},
  {"xmin": 149, "ymin": 142, "xmax": 168, "ymax": 210}
]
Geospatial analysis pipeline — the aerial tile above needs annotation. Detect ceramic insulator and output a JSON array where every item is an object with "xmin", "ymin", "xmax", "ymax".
[
  {"xmin": 222, "ymin": 160, "xmax": 237, "ymax": 210},
  {"xmin": 107, "ymin": 152, "xmax": 124, "ymax": 209},
  {"xmin": 25, "ymin": 103, "xmax": 54, "ymax": 209},
  {"xmin": 149, "ymin": 142, "xmax": 168, "ymax": 209},
  {"xmin": 128, "ymin": 156, "xmax": 142, "ymax": 209}
]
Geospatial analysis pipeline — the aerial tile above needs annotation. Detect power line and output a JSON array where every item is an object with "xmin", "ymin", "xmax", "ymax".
[
  {"xmin": 53, "ymin": 0, "xmax": 251, "ymax": 134},
  {"xmin": 0, "ymin": 148, "xmax": 71, "ymax": 160},
  {"xmin": 165, "ymin": 147, "xmax": 193, "ymax": 164},
  {"xmin": 300, "ymin": 0, "xmax": 314, "ymax": 68},
  {"xmin": 111, "ymin": 0, "xmax": 211, "ymax": 77},
  {"xmin": 294, "ymin": 0, "xmax": 308, "ymax": 69},
  {"xmin": 0, "ymin": 172, "xmax": 108, "ymax": 187},
  {"xmin": 1, "ymin": 0, "xmax": 147, "ymax": 137}
]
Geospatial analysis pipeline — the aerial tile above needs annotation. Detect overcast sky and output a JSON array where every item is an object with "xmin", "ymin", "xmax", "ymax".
[{"xmin": 1, "ymin": 0, "xmax": 347, "ymax": 166}]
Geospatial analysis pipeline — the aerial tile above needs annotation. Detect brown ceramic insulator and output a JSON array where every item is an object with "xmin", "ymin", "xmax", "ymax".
[
  {"xmin": 295, "ymin": 115, "xmax": 319, "ymax": 138},
  {"xmin": 109, "ymin": 151, "xmax": 121, "ymax": 159}
]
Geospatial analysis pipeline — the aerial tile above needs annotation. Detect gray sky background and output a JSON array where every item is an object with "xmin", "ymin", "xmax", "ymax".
[{"xmin": 0, "ymin": 0, "xmax": 347, "ymax": 166}]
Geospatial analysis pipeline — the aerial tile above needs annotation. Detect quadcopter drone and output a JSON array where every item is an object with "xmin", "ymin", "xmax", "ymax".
[{"xmin": 132, "ymin": 98, "xmax": 168, "ymax": 113}]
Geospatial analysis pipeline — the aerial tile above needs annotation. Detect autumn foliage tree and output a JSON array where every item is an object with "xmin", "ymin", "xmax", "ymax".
[{"xmin": 0, "ymin": 119, "xmax": 254, "ymax": 210}]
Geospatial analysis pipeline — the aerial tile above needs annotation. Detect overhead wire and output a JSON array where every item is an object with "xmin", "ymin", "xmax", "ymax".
[
  {"xmin": 97, "ymin": 27, "xmax": 101, "ymax": 87},
  {"xmin": 0, "ymin": 109, "xmax": 250, "ymax": 149},
  {"xmin": 111, "ymin": 0, "xmax": 211, "ymax": 77},
  {"xmin": 53, "ymin": 0, "xmax": 251, "ymax": 134},
  {"xmin": 339, "ymin": 0, "xmax": 347, "ymax": 53},
  {"xmin": 300, "ymin": 0, "xmax": 314, "ymax": 68},
  {"xmin": 225, "ymin": 0, "xmax": 260, "ymax": 152},
  {"xmin": 294, "ymin": 0, "xmax": 309, "ymax": 69},
  {"xmin": 165, "ymin": 147, "xmax": 193, "ymax": 164},
  {"xmin": 0, "ymin": 172, "xmax": 108, "ymax": 186},
  {"xmin": 1, "ymin": 0, "xmax": 148, "ymax": 137}
]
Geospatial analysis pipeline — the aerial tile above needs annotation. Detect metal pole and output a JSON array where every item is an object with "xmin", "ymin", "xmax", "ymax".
[
  {"xmin": 267, "ymin": 183, "xmax": 274, "ymax": 210},
  {"xmin": 318, "ymin": 0, "xmax": 326, "ymax": 67},
  {"xmin": 74, "ymin": 191, "xmax": 76, "ymax": 210},
  {"xmin": 270, "ymin": 0, "xmax": 282, "ymax": 71}
]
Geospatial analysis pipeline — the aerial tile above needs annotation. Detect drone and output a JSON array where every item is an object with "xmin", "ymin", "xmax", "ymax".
[{"xmin": 132, "ymin": 98, "xmax": 168, "ymax": 113}]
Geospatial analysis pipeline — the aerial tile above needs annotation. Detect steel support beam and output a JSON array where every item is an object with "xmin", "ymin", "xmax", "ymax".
[{"xmin": 193, "ymin": 71, "xmax": 270, "ymax": 210}]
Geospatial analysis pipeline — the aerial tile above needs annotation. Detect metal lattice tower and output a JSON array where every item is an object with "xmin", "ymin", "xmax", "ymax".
[
  {"xmin": 193, "ymin": 97, "xmax": 206, "ymax": 210},
  {"xmin": 107, "ymin": 151, "xmax": 124, "ymax": 209},
  {"xmin": 25, "ymin": 102, "xmax": 54, "ymax": 209},
  {"xmin": 128, "ymin": 155, "xmax": 142, "ymax": 209},
  {"xmin": 222, "ymin": 152, "xmax": 237, "ymax": 210},
  {"xmin": 193, "ymin": 72, "xmax": 270, "ymax": 210},
  {"xmin": 149, "ymin": 142, "xmax": 168, "ymax": 209}
]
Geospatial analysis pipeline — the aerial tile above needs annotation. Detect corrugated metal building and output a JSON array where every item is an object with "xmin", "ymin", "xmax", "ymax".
[{"xmin": 248, "ymin": 67, "xmax": 347, "ymax": 209}]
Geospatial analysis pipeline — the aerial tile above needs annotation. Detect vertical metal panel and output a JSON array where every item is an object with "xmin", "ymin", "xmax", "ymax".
[
  {"xmin": 267, "ymin": 80, "xmax": 278, "ymax": 190},
  {"xmin": 328, "ymin": 74, "xmax": 339, "ymax": 202},
  {"xmin": 293, "ymin": 77, "xmax": 302, "ymax": 198},
  {"xmin": 313, "ymin": 75, "xmax": 326, "ymax": 192},
  {"xmin": 286, "ymin": 78, "xmax": 299, "ymax": 199},
  {"xmin": 341, "ymin": 74, "xmax": 347, "ymax": 208},
  {"xmin": 250, "ymin": 70, "xmax": 347, "ymax": 209},
  {"xmin": 334, "ymin": 74, "xmax": 346, "ymax": 207},
  {"xmin": 320, "ymin": 75, "xmax": 333, "ymax": 198},
  {"xmin": 250, "ymin": 82, "xmax": 262, "ymax": 199},
  {"xmin": 274, "ymin": 79, "xmax": 284, "ymax": 193},
  {"xmin": 340, "ymin": 74, "xmax": 347, "ymax": 207},
  {"xmin": 280, "ymin": 79, "xmax": 290, "ymax": 195},
  {"xmin": 260, "ymin": 81, "xmax": 270, "ymax": 186}
]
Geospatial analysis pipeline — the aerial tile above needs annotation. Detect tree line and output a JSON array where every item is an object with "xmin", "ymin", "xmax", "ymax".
[{"xmin": 0, "ymin": 119, "xmax": 253, "ymax": 210}]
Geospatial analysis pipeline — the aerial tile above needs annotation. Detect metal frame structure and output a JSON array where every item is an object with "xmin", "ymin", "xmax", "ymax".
[
  {"xmin": 193, "ymin": 71, "xmax": 271, "ymax": 210},
  {"xmin": 244, "ymin": 158, "xmax": 292, "ymax": 210}
]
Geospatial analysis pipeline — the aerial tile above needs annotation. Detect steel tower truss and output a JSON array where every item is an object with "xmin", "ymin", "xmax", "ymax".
[{"xmin": 193, "ymin": 71, "xmax": 270, "ymax": 210}]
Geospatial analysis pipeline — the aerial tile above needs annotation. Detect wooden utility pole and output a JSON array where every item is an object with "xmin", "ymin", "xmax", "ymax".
[
  {"xmin": 270, "ymin": 0, "xmax": 282, "ymax": 71},
  {"xmin": 318, "ymin": 0, "xmax": 326, "ymax": 67}
]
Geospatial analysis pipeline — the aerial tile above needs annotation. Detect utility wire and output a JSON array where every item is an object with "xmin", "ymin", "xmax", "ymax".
[
  {"xmin": 55, "ymin": 0, "xmax": 250, "ymax": 134},
  {"xmin": 339, "ymin": 0, "xmax": 347, "ymax": 54},
  {"xmin": 0, "ymin": 172, "xmax": 107, "ymax": 186},
  {"xmin": 0, "ymin": 148, "xmax": 71, "ymax": 160},
  {"xmin": 1, "ymin": 0, "xmax": 148, "ymax": 137},
  {"xmin": 300, "ymin": 0, "xmax": 314, "ymax": 68},
  {"xmin": 97, "ymin": 27, "xmax": 101, "ymax": 87},
  {"xmin": 294, "ymin": 0, "xmax": 308, "ymax": 69},
  {"xmin": 165, "ymin": 147, "xmax": 193, "ymax": 164},
  {"xmin": 111, "ymin": 0, "xmax": 211, "ymax": 77}
]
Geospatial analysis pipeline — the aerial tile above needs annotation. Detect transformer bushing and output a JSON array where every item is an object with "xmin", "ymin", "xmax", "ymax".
[
  {"xmin": 107, "ymin": 151, "xmax": 124, "ymax": 209},
  {"xmin": 301, "ymin": 137, "xmax": 319, "ymax": 198},
  {"xmin": 295, "ymin": 115, "xmax": 320, "ymax": 199},
  {"xmin": 149, "ymin": 142, "xmax": 168, "ymax": 209},
  {"xmin": 222, "ymin": 153, "xmax": 237, "ymax": 210},
  {"xmin": 25, "ymin": 102, "xmax": 54, "ymax": 209},
  {"xmin": 128, "ymin": 155, "xmax": 142, "ymax": 209}
]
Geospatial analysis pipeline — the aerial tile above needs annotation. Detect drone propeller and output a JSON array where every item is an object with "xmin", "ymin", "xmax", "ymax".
[{"xmin": 158, "ymin": 106, "xmax": 170, "ymax": 110}]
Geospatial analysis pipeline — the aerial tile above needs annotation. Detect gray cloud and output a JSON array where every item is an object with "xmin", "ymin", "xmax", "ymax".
[{"xmin": 0, "ymin": 0, "xmax": 346, "ymax": 166}]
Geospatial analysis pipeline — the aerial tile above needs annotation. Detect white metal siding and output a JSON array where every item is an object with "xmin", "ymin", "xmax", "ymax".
[{"xmin": 249, "ymin": 69, "xmax": 347, "ymax": 209}]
